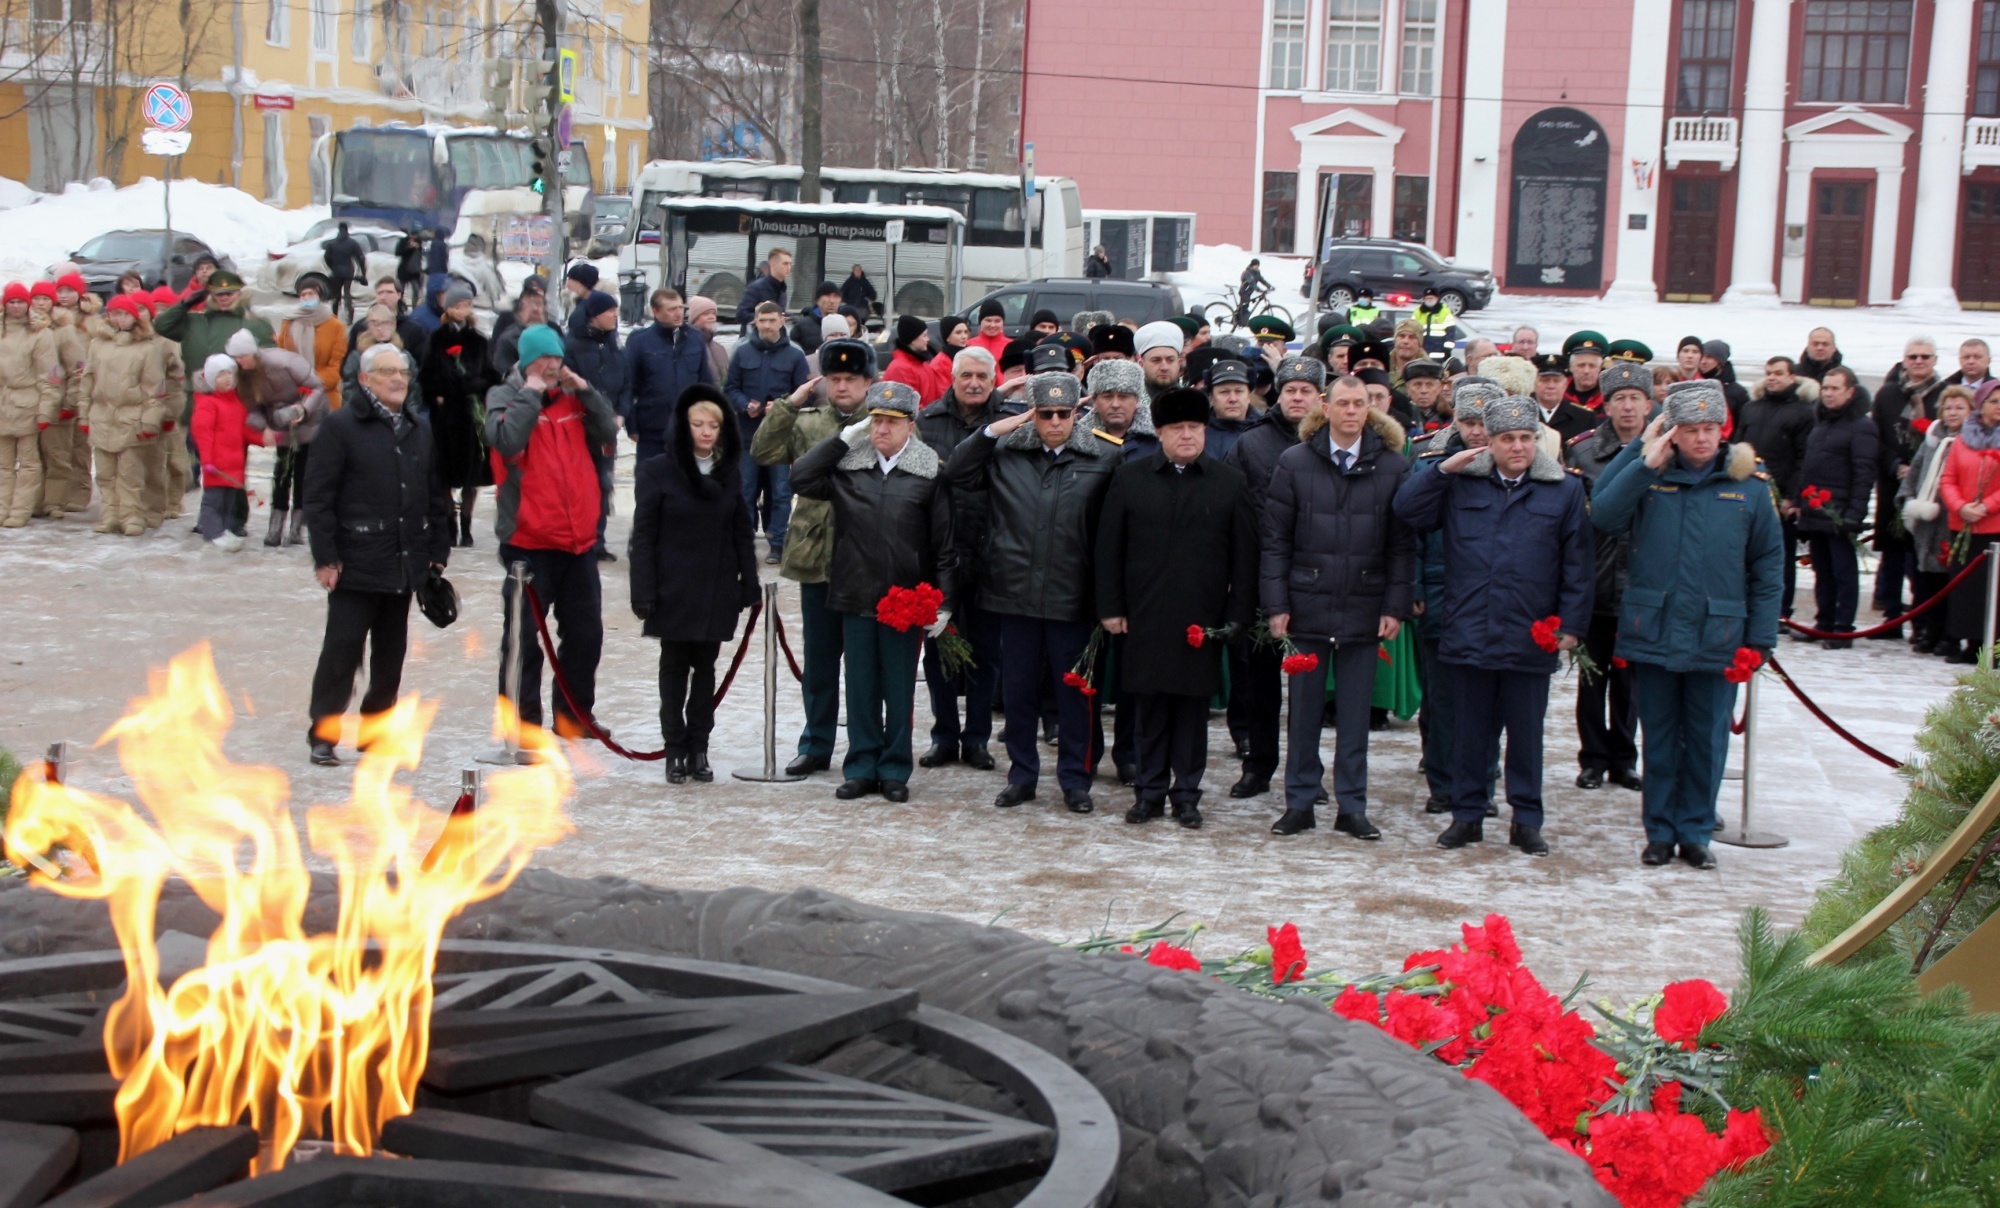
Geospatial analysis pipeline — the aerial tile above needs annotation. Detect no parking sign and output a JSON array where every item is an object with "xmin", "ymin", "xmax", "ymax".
[{"xmin": 143, "ymin": 82, "xmax": 192, "ymax": 133}]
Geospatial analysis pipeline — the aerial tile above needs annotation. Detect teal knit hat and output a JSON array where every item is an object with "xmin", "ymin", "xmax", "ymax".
[{"xmin": 517, "ymin": 324, "xmax": 565, "ymax": 370}]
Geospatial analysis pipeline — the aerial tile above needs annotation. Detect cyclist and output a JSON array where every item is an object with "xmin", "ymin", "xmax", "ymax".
[{"xmin": 1236, "ymin": 259, "xmax": 1274, "ymax": 325}]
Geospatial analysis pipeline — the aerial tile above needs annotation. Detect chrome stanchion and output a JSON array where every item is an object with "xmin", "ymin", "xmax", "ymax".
[
  {"xmin": 421, "ymin": 770, "xmax": 483, "ymax": 873},
  {"xmin": 734, "ymin": 581, "xmax": 806, "ymax": 783},
  {"xmin": 1983, "ymin": 554, "xmax": 1999, "ymax": 672},
  {"xmin": 43, "ymin": 741, "xmax": 67, "ymax": 787},
  {"xmin": 1717, "ymin": 672, "xmax": 1789, "ymax": 849},
  {"xmin": 481, "ymin": 561, "xmax": 533, "ymax": 766}
]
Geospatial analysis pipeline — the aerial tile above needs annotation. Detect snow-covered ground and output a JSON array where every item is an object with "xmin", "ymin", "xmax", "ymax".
[{"xmin": 0, "ymin": 448, "xmax": 1958, "ymax": 1004}]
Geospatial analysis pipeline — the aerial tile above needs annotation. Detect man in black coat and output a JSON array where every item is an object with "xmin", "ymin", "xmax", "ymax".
[
  {"xmin": 1564, "ymin": 361, "xmax": 1650, "ymax": 792},
  {"xmin": 1800, "ymin": 366, "xmax": 1880, "ymax": 645},
  {"xmin": 1872, "ymin": 338, "xmax": 1947, "ymax": 628},
  {"xmin": 301, "ymin": 343, "xmax": 452, "ymax": 767},
  {"xmin": 947, "ymin": 372, "xmax": 1118, "ymax": 814},
  {"xmin": 1096, "ymin": 388, "xmax": 1258, "ymax": 829},
  {"xmin": 733, "ymin": 247, "xmax": 793, "ymax": 328},
  {"xmin": 790, "ymin": 381, "xmax": 956, "ymax": 804},
  {"xmin": 1261, "ymin": 374, "xmax": 1415, "ymax": 838},
  {"xmin": 914, "ymin": 344, "xmax": 1014, "ymax": 771},
  {"xmin": 320, "ymin": 221, "xmax": 368, "ymax": 322},
  {"xmin": 1532, "ymin": 354, "xmax": 1597, "ymax": 444},
  {"xmin": 1221, "ymin": 355, "xmax": 1321, "ymax": 798},
  {"xmin": 565, "ymin": 290, "xmax": 627, "ymax": 565},
  {"xmin": 1738, "ymin": 356, "xmax": 1817, "ymax": 621}
]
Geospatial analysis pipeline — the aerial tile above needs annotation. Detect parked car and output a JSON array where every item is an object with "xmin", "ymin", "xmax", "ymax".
[
  {"xmin": 259, "ymin": 218, "xmax": 506, "ymax": 310},
  {"xmin": 67, "ymin": 230, "xmax": 237, "ymax": 297},
  {"xmin": 1304, "ymin": 238, "xmax": 1494, "ymax": 314},
  {"xmin": 959, "ymin": 278, "xmax": 1187, "ymax": 340},
  {"xmin": 587, "ymin": 195, "xmax": 632, "ymax": 258}
]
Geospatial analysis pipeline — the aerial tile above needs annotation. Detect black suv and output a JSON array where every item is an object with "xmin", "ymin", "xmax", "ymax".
[
  {"xmin": 961, "ymin": 278, "xmax": 1186, "ymax": 339},
  {"xmin": 1306, "ymin": 239, "xmax": 1494, "ymax": 314}
]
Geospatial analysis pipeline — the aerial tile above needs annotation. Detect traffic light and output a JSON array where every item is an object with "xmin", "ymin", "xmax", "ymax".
[{"xmin": 529, "ymin": 137, "xmax": 550, "ymax": 195}]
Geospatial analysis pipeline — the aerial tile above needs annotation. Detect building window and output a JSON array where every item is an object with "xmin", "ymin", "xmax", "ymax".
[
  {"xmin": 309, "ymin": 0, "xmax": 333, "ymax": 53},
  {"xmin": 1978, "ymin": 1, "xmax": 2000, "ymax": 117},
  {"xmin": 394, "ymin": 3, "xmax": 409, "ymax": 57},
  {"xmin": 1394, "ymin": 175, "xmax": 1429, "ymax": 242},
  {"xmin": 1800, "ymin": 0, "xmax": 1912, "ymax": 104},
  {"xmin": 263, "ymin": 112, "xmax": 288, "ymax": 203},
  {"xmin": 1326, "ymin": 0, "xmax": 1382, "ymax": 92},
  {"xmin": 1269, "ymin": 0, "xmax": 1306, "ymax": 89},
  {"xmin": 265, "ymin": 0, "xmax": 286, "ymax": 45},
  {"xmin": 1675, "ymin": 0, "xmax": 1735, "ymax": 112},
  {"xmin": 1400, "ymin": 0, "xmax": 1437, "ymax": 94},
  {"xmin": 307, "ymin": 115, "xmax": 330, "ymax": 204},
  {"xmin": 350, "ymin": 0, "xmax": 370, "ymax": 59},
  {"xmin": 1261, "ymin": 170, "xmax": 1298, "ymax": 253}
]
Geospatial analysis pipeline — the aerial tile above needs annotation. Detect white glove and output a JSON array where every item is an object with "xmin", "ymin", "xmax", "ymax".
[
  {"xmin": 840, "ymin": 421, "xmax": 872, "ymax": 448},
  {"xmin": 926, "ymin": 608, "xmax": 952, "ymax": 639}
]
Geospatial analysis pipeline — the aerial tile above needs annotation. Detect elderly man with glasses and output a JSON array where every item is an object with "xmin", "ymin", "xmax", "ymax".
[
  {"xmin": 301, "ymin": 343, "xmax": 453, "ymax": 767},
  {"xmin": 1871, "ymin": 336, "xmax": 1948, "ymax": 633}
]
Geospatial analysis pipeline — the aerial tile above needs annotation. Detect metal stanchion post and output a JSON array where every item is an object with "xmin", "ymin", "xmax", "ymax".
[
  {"xmin": 734, "ymin": 581, "xmax": 806, "ymax": 783},
  {"xmin": 422, "ymin": 770, "xmax": 483, "ymax": 873},
  {"xmin": 1983, "ymin": 554, "xmax": 1999, "ymax": 672},
  {"xmin": 481, "ymin": 561, "xmax": 533, "ymax": 766},
  {"xmin": 43, "ymin": 741, "xmax": 67, "ymax": 786},
  {"xmin": 1717, "ymin": 672, "xmax": 1789, "ymax": 849}
]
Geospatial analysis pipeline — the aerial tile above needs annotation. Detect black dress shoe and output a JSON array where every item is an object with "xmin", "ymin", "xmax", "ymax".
[
  {"xmin": 1172, "ymin": 802, "xmax": 1202, "ymax": 829},
  {"xmin": 687, "ymin": 752, "xmax": 713, "ymax": 783},
  {"xmin": 1270, "ymin": 810, "xmax": 1316, "ymax": 835},
  {"xmin": 1509, "ymin": 823, "xmax": 1549, "ymax": 856},
  {"xmin": 1232, "ymin": 736, "xmax": 1251, "ymax": 760},
  {"xmin": 1610, "ymin": 769, "xmax": 1643, "ymax": 791},
  {"xmin": 1679, "ymin": 843, "xmax": 1718, "ymax": 870},
  {"xmin": 1116, "ymin": 763, "xmax": 1138, "ymax": 787},
  {"xmin": 1641, "ymin": 841, "xmax": 1676, "ymax": 866},
  {"xmin": 1333, "ymin": 812, "xmax": 1381, "ymax": 840},
  {"xmin": 1485, "ymin": 802, "xmax": 1500, "ymax": 818},
  {"xmin": 1124, "ymin": 799, "xmax": 1164, "ymax": 824},
  {"xmin": 994, "ymin": 784, "xmax": 1036, "ymax": 808},
  {"xmin": 1425, "ymin": 796, "xmax": 1454, "ymax": 815},
  {"xmin": 786, "ymin": 753, "xmax": 831, "ymax": 776},
  {"xmin": 595, "ymin": 548, "xmax": 618, "ymax": 563},
  {"xmin": 918, "ymin": 743, "xmax": 958, "ymax": 768},
  {"xmin": 880, "ymin": 781, "xmax": 909, "ymax": 803},
  {"xmin": 834, "ymin": 778, "xmax": 880, "ymax": 800},
  {"xmin": 666, "ymin": 756, "xmax": 689, "ymax": 785},
  {"xmin": 1040, "ymin": 722, "xmax": 1057, "ymax": 746},
  {"xmin": 1822, "ymin": 637, "xmax": 1853, "ymax": 650},
  {"xmin": 309, "ymin": 739, "xmax": 341, "ymax": 767},
  {"xmin": 1063, "ymin": 788, "xmax": 1095, "ymax": 814},
  {"xmin": 1314, "ymin": 787, "xmax": 1329, "ymax": 805},
  {"xmin": 1436, "ymin": 819, "xmax": 1484, "ymax": 848},
  {"xmin": 1576, "ymin": 767, "xmax": 1604, "ymax": 790},
  {"xmin": 962, "ymin": 745, "xmax": 996, "ymax": 771},
  {"xmin": 1229, "ymin": 773, "xmax": 1270, "ymax": 799}
]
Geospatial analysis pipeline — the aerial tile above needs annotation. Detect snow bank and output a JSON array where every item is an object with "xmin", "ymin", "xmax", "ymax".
[
  {"xmin": 0, "ymin": 177, "xmax": 38, "ymax": 211},
  {"xmin": 1170, "ymin": 243, "xmax": 1309, "ymax": 313},
  {"xmin": 0, "ymin": 178, "xmax": 301, "ymax": 284}
]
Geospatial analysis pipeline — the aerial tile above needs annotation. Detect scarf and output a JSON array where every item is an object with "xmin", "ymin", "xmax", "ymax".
[{"xmin": 1961, "ymin": 412, "xmax": 2000, "ymax": 452}]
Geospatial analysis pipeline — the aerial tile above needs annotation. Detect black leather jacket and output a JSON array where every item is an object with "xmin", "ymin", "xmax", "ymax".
[
  {"xmin": 790, "ymin": 430, "xmax": 957, "ymax": 616},
  {"xmin": 946, "ymin": 420, "xmax": 1118, "ymax": 622}
]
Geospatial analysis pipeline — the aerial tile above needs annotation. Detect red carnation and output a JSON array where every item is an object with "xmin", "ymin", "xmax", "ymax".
[
  {"xmin": 1268, "ymin": 923, "xmax": 1307, "ymax": 984},
  {"xmin": 1186, "ymin": 624, "xmax": 1205, "ymax": 648},
  {"xmin": 1378, "ymin": 645, "xmax": 1391, "ymax": 663},
  {"xmin": 446, "ymin": 344, "xmax": 463, "ymax": 357},
  {"xmin": 1332, "ymin": 985, "xmax": 1379, "ymax": 1023},
  {"xmin": 1062, "ymin": 671, "xmax": 1085, "ymax": 689},
  {"xmin": 1717, "ymin": 1107, "xmax": 1773, "ymax": 1169},
  {"xmin": 1281, "ymin": 652, "xmax": 1319, "ymax": 675},
  {"xmin": 876, "ymin": 583, "xmax": 944, "ymax": 632},
  {"xmin": 1653, "ymin": 978, "xmax": 1729, "ymax": 1050},
  {"xmin": 1143, "ymin": 942, "xmax": 1201, "ymax": 972},
  {"xmin": 1612, "ymin": 656, "xmax": 1628, "ymax": 669},
  {"xmin": 1912, "ymin": 416, "xmax": 1933, "ymax": 434},
  {"xmin": 1530, "ymin": 616, "xmax": 1563, "ymax": 653}
]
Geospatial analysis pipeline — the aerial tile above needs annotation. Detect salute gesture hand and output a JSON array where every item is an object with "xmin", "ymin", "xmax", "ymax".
[
  {"xmin": 1641, "ymin": 414, "xmax": 1674, "ymax": 470},
  {"xmin": 989, "ymin": 409, "xmax": 1035, "ymax": 437}
]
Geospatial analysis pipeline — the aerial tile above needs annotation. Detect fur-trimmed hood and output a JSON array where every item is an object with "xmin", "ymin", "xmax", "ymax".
[
  {"xmin": 1297, "ymin": 406, "xmax": 1407, "ymax": 452},
  {"xmin": 1723, "ymin": 441, "xmax": 1759, "ymax": 481},
  {"xmin": 1003, "ymin": 413, "xmax": 1118, "ymax": 458},
  {"xmin": 1454, "ymin": 447, "xmax": 1568, "ymax": 483},
  {"xmin": 836, "ymin": 429, "xmax": 942, "ymax": 478},
  {"xmin": 1751, "ymin": 376, "xmax": 1819, "ymax": 404},
  {"xmin": 671, "ymin": 383, "xmax": 743, "ymax": 497}
]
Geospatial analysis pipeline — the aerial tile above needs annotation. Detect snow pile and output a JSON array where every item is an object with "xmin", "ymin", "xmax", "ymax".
[
  {"xmin": 0, "ymin": 178, "xmax": 301, "ymax": 284},
  {"xmin": 1170, "ymin": 243, "xmax": 1310, "ymax": 313},
  {"xmin": 0, "ymin": 177, "xmax": 39, "ymax": 211}
]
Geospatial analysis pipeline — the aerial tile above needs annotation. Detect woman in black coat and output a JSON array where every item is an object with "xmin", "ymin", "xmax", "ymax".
[
  {"xmin": 418, "ymin": 291, "xmax": 498, "ymax": 548},
  {"xmin": 629, "ymin": 384, "xmax": 760, "ymax": 783}
]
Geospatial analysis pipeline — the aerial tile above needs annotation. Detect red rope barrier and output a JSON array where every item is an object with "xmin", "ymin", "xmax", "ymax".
[
  {"xmin": 710, "ymin": 601, "xmax": 763, "ymax": 707},
  {"xmin": 1763, "ymin": 653, "xmax": 1905, "ymax": 769},
  {"xmin": 769, "ymin": 605, "xmax": 805, "ymax": 682},
  {"xmin": 419, "ymin": 792, "xmax": 475, "ymax": 871},
  {"xmin": 1782, "ymin": 552, "xmax": 1988, "ymax": 640}
]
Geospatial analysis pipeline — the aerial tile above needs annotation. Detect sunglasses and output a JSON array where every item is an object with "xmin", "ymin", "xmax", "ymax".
[
  {"xmin": 1908, "ymin": 353, "xmax": 1936, "ymax": 360},
  {"xmin": 1035, "ymin": 408, "xmax": 1074, "ymax": 419}
]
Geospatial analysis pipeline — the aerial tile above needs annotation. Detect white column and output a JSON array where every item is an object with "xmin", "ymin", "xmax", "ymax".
[
  {"xmin": 1607, "ymin": 0, "xmax": 1672, "ymax": 299},
  {"xmin": 1871, "ymin": 163, "xmax": 1906, "ymax": 304},
  {"xmin": 1371, "ymin": 163, "xmax": 1394, "ymax": 238},
  {"xmin": 1722, "ymin": 0, "xmax": 1793, "ymax": 304},
  {"xmin": 1779, "ymin": 163, "xmax": 1811, "ymax": 301},
  {"xmin": 1903, "ymin": 0, "xmax": 1974, "ymax": 307},
  {"xmin": 1454, "ymin": 0, "xmax": 1507, "ymax": 271}
]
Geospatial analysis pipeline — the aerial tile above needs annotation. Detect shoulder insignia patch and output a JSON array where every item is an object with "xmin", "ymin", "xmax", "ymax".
[
  {"xmin": 1717, "ymin": 491, "xmax": 1746, "ymax": 501},
  {"xmin": 1567, "ymin": 430, "xmax": 1593, "ymax": 445},
  {"xmin": 1092, "ymin": 429, "xmax": 1125, "ymax": 446}
]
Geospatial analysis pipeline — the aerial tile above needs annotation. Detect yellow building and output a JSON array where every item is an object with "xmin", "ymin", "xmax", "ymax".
[{"xmin": 0, "ymin": 0, "xmax": 650, "ymax": 206}]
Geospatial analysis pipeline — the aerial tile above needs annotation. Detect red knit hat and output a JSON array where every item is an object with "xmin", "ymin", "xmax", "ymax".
[
  {"xmin": 106, "ymin": 293, "xmax": 143, "ymax": 317},
  {"xmin": 150, "ymin": 285, "xmax": 179, "ymax": 309},
  {"xmin": 55, "ymin": 272, "xmax": 87, "ymax": 295},
  {"xmin": 29, "ymin": 281, "xmax": 56, "ymax": 301},
  {"xmin": 2, "ymin": 283, "xmax": 28, "ymax": 304}
]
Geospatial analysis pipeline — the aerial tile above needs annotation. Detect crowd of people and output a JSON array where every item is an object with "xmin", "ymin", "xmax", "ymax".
[{"xmin": 2, "ymin": 241, "xmax": 1987, "ymax": 868}]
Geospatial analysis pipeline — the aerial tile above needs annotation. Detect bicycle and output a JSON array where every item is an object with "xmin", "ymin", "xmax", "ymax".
[{"xmin": 1204, "ymin": 284, "xmax": 1293, "ymax": 335}]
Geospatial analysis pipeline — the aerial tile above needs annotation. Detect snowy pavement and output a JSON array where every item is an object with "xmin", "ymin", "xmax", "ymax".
[{"xmin": 0, "ymin": 444, "xmax": 1957, "ymax": 1003}]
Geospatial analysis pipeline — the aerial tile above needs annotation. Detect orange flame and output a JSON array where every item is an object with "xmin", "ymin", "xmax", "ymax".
[{"xmin": 1, "ymin": 645, "xmax": 572, "ymax": 1172}]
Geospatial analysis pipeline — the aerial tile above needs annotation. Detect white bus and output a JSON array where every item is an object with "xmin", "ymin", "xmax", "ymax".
[{"xmin": 618, "ymin": 159, "xmax": 1082, "ymax": 300}]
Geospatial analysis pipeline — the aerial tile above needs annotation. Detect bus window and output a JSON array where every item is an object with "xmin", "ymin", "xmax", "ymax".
[
  {"xmin": 968, "ymin": 187, "xmax": 1023, "ymax": 248},
  {"xmin": 703, "ymin": 179, "xmax": 768, "ymax": 200},
  {"xmin": 891, "ymin": 241, "xmax": 949, "ymax": 317},
  {"xmin": 830, "ymin": 183, "xmax": 873, "ymax": 205},
  {"xmin": 335, "ymin": 131, "xmax": 436, "ymax": 208},
  {"xmin": 685, "ymin": 230, "xmax": 750, "ymax": 311},
  {"xmin": 770, "ymin": 180, "xmax": 799, "ymax": 202}
]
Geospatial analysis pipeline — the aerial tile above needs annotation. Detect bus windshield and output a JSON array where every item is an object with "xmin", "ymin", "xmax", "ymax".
[
  {"xmin": 334, "ymin": 130, "xmax": 439, "ymax": 210},
  {"xmin": 447, "ymin": 135, "xmax": 530, "ymax": 191}
]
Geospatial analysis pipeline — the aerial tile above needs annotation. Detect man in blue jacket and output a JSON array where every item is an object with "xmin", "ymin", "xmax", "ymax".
[
  {"xmin": 1588, "ymin": 379, "xmax": 1783, "ymax": 871},
  {"xmin": 733, "ymin": 247, "xmax": 793, "ymax": 328},
  {"xmin": 623, "ymin": 287, "xmax": 713, "ymax": 464},
  {"xmin": 726, "ymin": 300, "xmax": 810, "ymax": 563},
  {"xmin": 1393, "ymin": 395, "xmax": 1594, "ymax": 856}
]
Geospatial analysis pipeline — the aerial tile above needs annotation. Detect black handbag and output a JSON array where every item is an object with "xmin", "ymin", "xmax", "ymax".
[{"xmin": 416, "ymin": 571, "xmax": 460, "ymax": 629}]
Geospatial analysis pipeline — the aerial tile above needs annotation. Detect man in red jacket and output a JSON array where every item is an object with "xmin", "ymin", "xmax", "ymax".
[{"xmin": 484, "ymin": 325, "xmax": 620, "ymax": 739}]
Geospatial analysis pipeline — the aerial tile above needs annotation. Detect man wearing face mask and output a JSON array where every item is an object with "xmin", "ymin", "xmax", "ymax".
[{"xmin": 1589, "ymin": 380, "xmax": 1782, "ymax": 871}]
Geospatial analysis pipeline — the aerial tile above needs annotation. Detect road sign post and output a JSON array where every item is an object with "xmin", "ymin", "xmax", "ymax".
[
  {"xmin": 142, "ymin": 83, "xmax": 193, "ymax": 288},
  {"xmin": 1021, "ymin": 142, "xmax": 1035, "ymax": 279}
]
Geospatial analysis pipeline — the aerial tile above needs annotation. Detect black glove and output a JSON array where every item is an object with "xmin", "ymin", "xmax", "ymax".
[
  {"xmin": 740, "ymin": 583, "xmax": 762, "ymax": 609},
  {"xmin": 183, "ymin": 287, "xmax": 207, "ymax": 305},
  {"xmin": 632, "ymin": 600, "xmax": 654, "ymax": 622}
]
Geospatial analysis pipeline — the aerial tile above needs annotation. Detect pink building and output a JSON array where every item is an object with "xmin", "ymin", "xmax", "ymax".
[{"xmin": 1020, "ymin": 0, "xmax": 2000, "ymax": 306}]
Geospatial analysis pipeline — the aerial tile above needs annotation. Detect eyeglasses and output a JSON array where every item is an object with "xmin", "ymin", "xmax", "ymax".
[
  {"xmin": 1908, "ymin": 353, "xmax": 1936, "ymax": 360},
  {"xmin": 368, "ymin": 368, "xmax": 411, "ymax": 378},
  {"xmin": 1035, "ymin": 409, "xmax": 1074, "ymax": 419}
]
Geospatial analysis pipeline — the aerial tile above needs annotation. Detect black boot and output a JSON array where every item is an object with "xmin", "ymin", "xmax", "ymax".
[
  {"xmin": 265, "ymin": 508, "xmax": 288, "ymax": 547},
  {"xmin": 665, "ymin": 756, "xmax": 689, "ymax": 784},
  {"xmin": 285, "ymin": 509, "xmax": 306, "ymax": 546},
  {"xmin": 458, "ymin": 504, "xmax": 475, "ymax": 548},
  {"xmin": 687, "ymin": 750, "xmax": 713, "ymax": 782}
]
